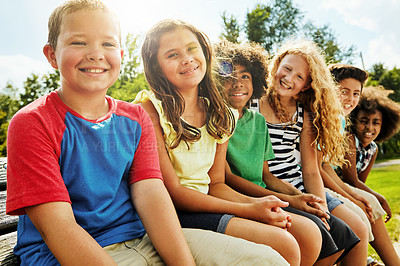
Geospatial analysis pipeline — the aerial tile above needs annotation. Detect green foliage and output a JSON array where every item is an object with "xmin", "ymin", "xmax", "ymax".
[
  {"xmin": 244, "ymin": 0, "xmax": 303, "ymax": 53},
  {"xmin": 18, "ymin": 70, "xmax": 60, "ymax": 109},
  {"xmin": 366, "ymin": 164, "xmax": 400, "ymax": 261},
  {"xmin": 107, "ymin": 33, "xmax": 148, "ymax": 102},
  {"xmin": 262, "ymin": 0, "xmax": 303, "ymax": 52},
  {"xmin": 367, "ymin": 63, "xmax": 400, "ymax": 102},
  {"xmin": 220, "ymin": 11, "xmax": 241, "ymax": 43},
  {"xmin": 0, "ymin": 92, "xmax": 18, "ymax": 156},
  {"xmin": 220, "ymin": 0, "xmax": 354, "ymax": 63},
  {"xmin": 367, "ymin": 63, "xmax": 386, "ymax": 83},
  {"xmin": 303, "ymin": 23, "xmax": 355, "ymax": 64},
  {"xmin": 108, "ymin": 73, "xmax": 148, "ymax": 102},
  {"xmin": 0, "ymin": 111, "xmax": 9, "ymax": 156},
  {"xmin": 366, "ymin": 63, "xmax": 400, "ymax": 160},
  {"xmin": 245, "ymin": 4, "xmax": 271, "ymax": 48}
]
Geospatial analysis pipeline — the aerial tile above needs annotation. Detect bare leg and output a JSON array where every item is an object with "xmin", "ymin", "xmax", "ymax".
[
  {"xmin": 287, "ymin": 213, "xmax": 322, "ymax": 265},
  {"xmin": 314, "ymin": 251, "xmax": 343, "ymax": 266},
  {"xmin": 225, "ymin": 217, "xmax": 301, "ymax": 266},
  {"xmin": 370, "ymin": 217, "xmax": 400, "ymax": 266},
  {"xmin": 331, "ymin": 204, "xmax": 369, "ymax": 266}
]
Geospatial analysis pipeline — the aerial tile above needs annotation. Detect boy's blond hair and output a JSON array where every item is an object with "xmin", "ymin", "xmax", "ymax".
[{"xmin": 47, "ymin": 0, "xmax": 120, "ymax": 50}]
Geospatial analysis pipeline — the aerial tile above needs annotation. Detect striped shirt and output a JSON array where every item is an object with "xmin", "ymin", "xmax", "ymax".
[{"xmin": 251, "ymin": 100, "xmax": 305, "ymax": 192}]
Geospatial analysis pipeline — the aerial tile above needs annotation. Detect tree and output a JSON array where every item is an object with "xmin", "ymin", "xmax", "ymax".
[
  {"xmin": 303, "ymin": 23, "xmax": 355, "ymax": 64},
  {"xmin": 367, "ymin": 63, "xmax": 386, "ymax": 84},
  {"xmin": 244, "ymin": 4, "xmax": 270, "ymax": 47},
  {"xmin": 18, "ymin": 70, "xmax": 59, "ymax": 109},
  {"xmin": 366, "ymin": 63, "xmax": 400, "ymax": 159},
  {"xmin": 367, "ymin": 64, "xmax": 400, "ymax": 102},
  {"xmin": 378, "ymin": 68, "xmax": 400, "ymax": 103},
  {"xmin": 244, "ymin": 0, "xmax": 303, "ymax": 53},
  {"xmin": 107, "ymin": 33, "xmax": 148, "ymax": 102},
  {"xmin": 220, "ymin": 0, "xmax": 355, "ymax": 63},
  {"xmin": 220, "ymin": 11, "xmax": 241, "ymax": 43},
  {"xmin": 0, "ymin": 84, "xmax": 19, "ymax": 156},
  {"xmin": 263, "ymin": 0, "xmax": 303, "ymax": 52}
]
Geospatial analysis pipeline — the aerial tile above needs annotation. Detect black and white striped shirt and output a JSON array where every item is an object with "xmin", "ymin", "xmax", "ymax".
[{"xmin": 251, "ymin": 100, "xmax": 305, "ymax": 192}]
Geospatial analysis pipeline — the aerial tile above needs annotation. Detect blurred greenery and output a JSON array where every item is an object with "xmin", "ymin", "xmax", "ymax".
[{"xmin": 366, "ymin": 164, "xmax": 400, "ymax": 261}]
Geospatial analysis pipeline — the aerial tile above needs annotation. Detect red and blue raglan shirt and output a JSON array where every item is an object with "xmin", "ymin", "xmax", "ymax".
[{"xmin": 6, "ymin": 91, "xmax": 162, "ymax": 265}]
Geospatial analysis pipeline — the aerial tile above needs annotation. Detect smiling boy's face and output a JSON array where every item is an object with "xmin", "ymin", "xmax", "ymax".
[
  {"xmin": 44, "ymin": 9, "xmax": 123, "ymax": 96},
  {"xmin": 223, "ymin": 65, "xmax": 253, "ymax": 117}
]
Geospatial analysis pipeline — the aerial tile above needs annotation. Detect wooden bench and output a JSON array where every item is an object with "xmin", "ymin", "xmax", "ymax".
[{"xmin": 0, "ymin": 157, "xmax": 19, "ymax": 265}]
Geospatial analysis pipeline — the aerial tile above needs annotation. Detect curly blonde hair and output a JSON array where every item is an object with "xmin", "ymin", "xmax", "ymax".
[{"xmin": 266, "ymin": 39, "xmax": 346, "ymax": 166}]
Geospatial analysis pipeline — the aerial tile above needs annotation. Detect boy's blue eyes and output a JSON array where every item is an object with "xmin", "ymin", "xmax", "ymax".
[{"xmin": 71, "ymin": 42, "xmax": 115, "ymax": 47}]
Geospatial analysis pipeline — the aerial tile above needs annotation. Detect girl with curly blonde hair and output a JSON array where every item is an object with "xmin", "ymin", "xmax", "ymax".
[{"xmin": 256, "ymin": 39, "xmax": 369, "ymax": 265}]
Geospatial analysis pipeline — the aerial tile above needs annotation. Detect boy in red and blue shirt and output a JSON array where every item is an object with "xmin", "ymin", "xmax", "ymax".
[{"xmin": 6, "ymin": 1, "xmax": 291, "ymax": 265}]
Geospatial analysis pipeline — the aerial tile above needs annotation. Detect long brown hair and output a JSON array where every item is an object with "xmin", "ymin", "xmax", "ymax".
[{"xmin": 141, "ymin": 19, "xmax": 235, "ymax": 149}]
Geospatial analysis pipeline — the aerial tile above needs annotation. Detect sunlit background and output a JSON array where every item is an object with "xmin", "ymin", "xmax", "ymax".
[{"xmin": 1, "ymin": 0, "xmax": 400, "ymax": 92}]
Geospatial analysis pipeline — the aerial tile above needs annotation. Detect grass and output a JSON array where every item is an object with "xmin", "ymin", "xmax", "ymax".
[{"xmin": 365, "ymin": 164, "xmax": 400, "ymax": 261}]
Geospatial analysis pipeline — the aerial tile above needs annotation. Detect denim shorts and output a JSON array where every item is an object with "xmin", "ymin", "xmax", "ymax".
[
  {"xmin": 177, "ymin": 211, "xmax": 235, "ymax": 233},
  {"xmin": 326, "ymin": 191, "xmax": 343, "ymax": 212}
]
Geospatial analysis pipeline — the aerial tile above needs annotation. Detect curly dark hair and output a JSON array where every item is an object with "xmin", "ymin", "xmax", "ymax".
[
  {"xmin": 329, "ymin": 63, "xmax": 369, "ymax": 89},
  {"xmin": 350, "ymin": 86, "xmax": 400, "ymax": 142},
  {"xmin": 213, "ymin": 40, "xmax": 269, "ymax": 105}
]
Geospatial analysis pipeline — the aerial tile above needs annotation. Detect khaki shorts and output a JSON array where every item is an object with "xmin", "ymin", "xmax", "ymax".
[
  {"xmin": 325, "ymin": 185, "xmax": 386, "ymax": 242},
  {"xmin": 104, "ymin": 228, "xmax": 289, "ymax": 266}
]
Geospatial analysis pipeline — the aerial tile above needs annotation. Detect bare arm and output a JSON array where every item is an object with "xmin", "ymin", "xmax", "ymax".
[
  {"xmin": 320, "ymin": 163, "xmax": 374, "ymax": 222},
  {"xmin": 225, "ymin": 159, "xmax": 326, "ymax": 218},
  {"xmin": 300, "ymin": 112, "xmax": 327, "ymax": 210},
  {"xmin": 131, "ymin": 178, "xmax": 195, "ymax": 266},
  {"xmin": 262, "ymin": 162, "xmax": 327, "ymax": 218},
  {"xmin": 140, "ymin": 100, "xmax": 289, "ymax": 227},
  {"xmin": 25, "ymin": 202, "xmax": 116, "ymax": 266},
  {"xmin": 342, "ymin": 135, "xmax": 392, "ymax": 221}
]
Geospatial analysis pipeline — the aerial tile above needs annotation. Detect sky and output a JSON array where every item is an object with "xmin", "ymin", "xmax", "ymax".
[{"xmin": 1, "ymin": 0, "xmax": 400, "ymax": 93}]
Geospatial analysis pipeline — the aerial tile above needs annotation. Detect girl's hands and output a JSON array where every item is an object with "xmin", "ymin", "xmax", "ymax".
[
  {"xmin": 288, "ymin": 193, "xmax": 329, "ymax": 219},
  {"xmin": 251, "ymin": 195, "xmax": 291, "ymax": 230},
  {"xmin": 377, "ymin": 194, "xmax": 392, "ymax": 222},
  {"xmin": 352, "ymin": 196, "xmax": 374, "ymax": 224}
]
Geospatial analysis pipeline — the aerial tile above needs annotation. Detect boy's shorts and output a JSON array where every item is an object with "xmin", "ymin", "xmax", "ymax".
[{"xmin": 104, "ymin": 228, "xmax": 289, "ymax": 265}]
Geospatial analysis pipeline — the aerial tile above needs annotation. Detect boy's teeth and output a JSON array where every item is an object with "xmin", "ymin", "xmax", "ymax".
[{"xmin": 84, "ymin": 69, "xmax": 103, "ymax": 73}]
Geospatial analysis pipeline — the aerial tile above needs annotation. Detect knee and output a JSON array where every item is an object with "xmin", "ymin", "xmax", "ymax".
[
  {"xmin": 293, "ymin": 218, "xmax": 321, "ymax": 250},
  {"xmin": 351, "ymin": 215, "xmax": 369, "ymax": 241},
  {"xmin": 277, "ymin": 231, "xmax": 301, "ymax": 266}
]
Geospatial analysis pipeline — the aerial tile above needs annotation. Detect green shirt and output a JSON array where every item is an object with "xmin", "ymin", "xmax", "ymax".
[{"xmin": 227, "ymin": 108, "xmax": 275, "ymax": 188}]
